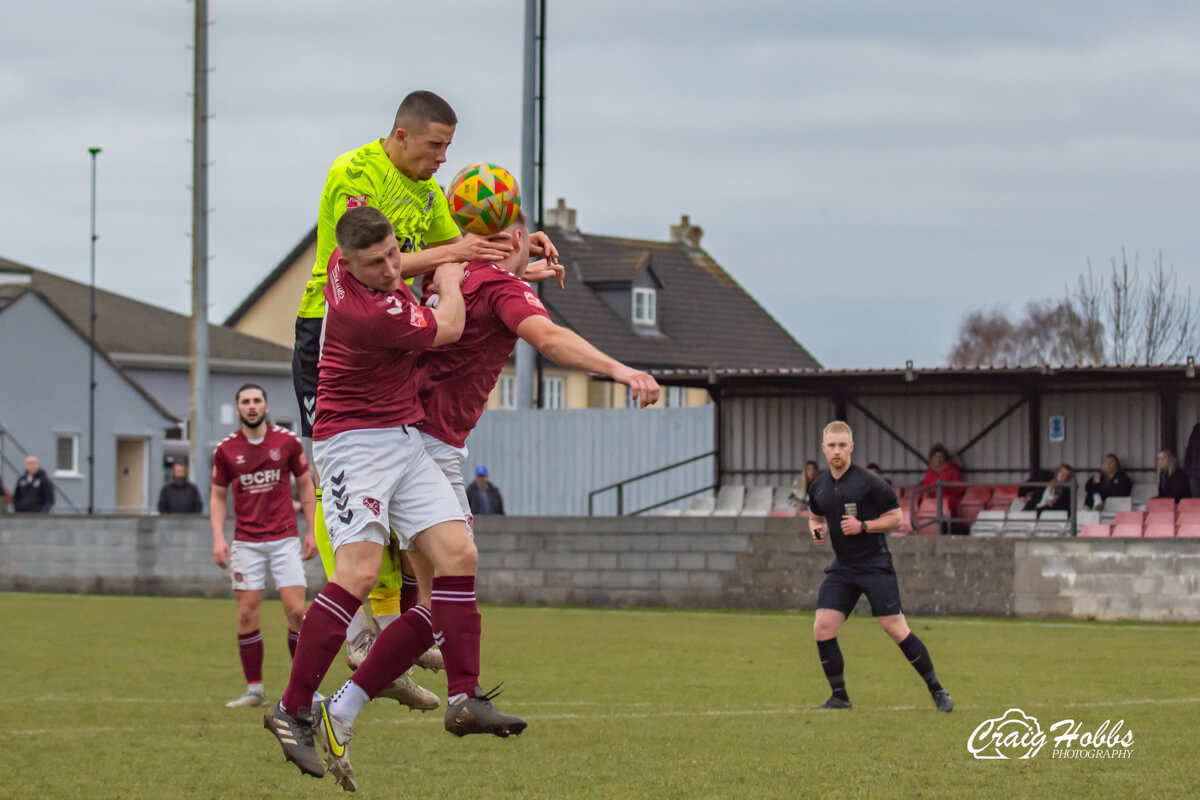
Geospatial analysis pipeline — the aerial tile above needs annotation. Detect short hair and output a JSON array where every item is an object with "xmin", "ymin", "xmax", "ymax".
[
  {"xmin": 1104, "ymin": 452, "xmax": 1122, "ymax": 470},
  {"xmin": 235, "ymin": 383, "xmax": 266, "ymax": 403},
  {"xmin": 393, "ymin": 90, "xmax": 457, "ymax": 135},
  {"xmin": 928, "ymin": 443, "xmax": 951, "ymax": 461},
  {"xmin": 822, "ymin": 420, "xmax": 853, "ymax": 440},
  {"xmin": 336, "ymin": 207, "xmax": 394, "ymax": 253}
]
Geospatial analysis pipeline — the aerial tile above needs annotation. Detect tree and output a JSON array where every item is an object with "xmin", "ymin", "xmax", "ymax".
[{"xmin": 948, "ymin": 251, "xmax": 1200, "ymax": 367}]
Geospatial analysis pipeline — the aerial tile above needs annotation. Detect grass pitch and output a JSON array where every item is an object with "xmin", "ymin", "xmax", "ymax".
[{"xmin": 3, "ymin": 593, "xmax": 1198, "ymax": 799}]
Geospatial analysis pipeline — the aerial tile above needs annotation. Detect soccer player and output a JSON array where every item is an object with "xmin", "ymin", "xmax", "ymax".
[
  {"xmin": 264, "ymin": 208, "xmax": 525, "ymax": 788},
  {"xmin": 210, "ymin": 384, "xmax": 318, "ymax": 708},
  {"xmin": 806, "ymin": 420, "xmax": 954, "ymax": 713}
]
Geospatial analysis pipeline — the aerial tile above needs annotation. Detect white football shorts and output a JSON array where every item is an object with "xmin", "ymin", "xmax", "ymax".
[
  {"xmin": 313, "ymin": 425, "xmax": 467, "ymax": 553},
  {"xmin": 229, "ymin": 537, "xmax": 306, "ymax": 591},
  {"xmin": 418, "ymin": 430, "xmax": 473, "ymax": 533}
]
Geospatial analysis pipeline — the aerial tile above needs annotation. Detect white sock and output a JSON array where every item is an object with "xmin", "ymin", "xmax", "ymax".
[
  {"xmin": 247, "ymin": 682, "xmax": 264, "ymax": 695},
  {"xmin": 449, "ymin": 692, "xmax": 468, "ymax": 706},
  {"xmin": 375, "ymin": 612, "xmax": 402, "ymax": 631},
  {"xmin": 328, "ymin": 680, "xmax": 370, "ymax": 726},
  {"xmin": 344, "ymin": 608, "xmax": 373, "ymax": 644}
]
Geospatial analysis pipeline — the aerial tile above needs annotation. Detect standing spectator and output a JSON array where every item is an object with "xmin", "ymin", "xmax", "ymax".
[
  {"xmin": 1083, "ymin": 453, "xmax": 1133, "ymax": 509},
  {"xmin": 921, "ymin": 444, "xmax": 965, "ymax": 518},
  {"xmin": 1184, "ymin": 420, "xmax": 1200, "ymax": 498},
  {"xmin": 1156, "ymin": 450, "xmax": 1192, "ymax": 501},
  {"xmin": 466, "ymin": 466, "xmax": 505, "ymax": 515},
  {"xmin": 788, "ymin": 460, "xmax": 821, "ymax": 509},
  {"xmin": 1026, "ymin": 464, "xmax": 1074, "ymax": 513},
  {"xmin": 158, "ymin": 462, "xmax": 204, "ymax": 514},
  {"xmin": 13, "ymin": 455, "xmax": 54, "ymax": 513}
]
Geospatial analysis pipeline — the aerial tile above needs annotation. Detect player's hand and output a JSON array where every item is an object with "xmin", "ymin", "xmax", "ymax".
[
  {"xmin": 454, "ymin": 234, "xmax": 513, "ymax": 264},
  {"xmin": 523, "ymin": 258, "xmax": 565, "ymax": 289},
  {"xmin": 614, "ymin": 366, "xmax": 660, "ymax": 407},
  {"xmin": 529, "ymin": 231, "xmax": 559, "ymax": 264},
  {"xmin": 302, "ymin": 532, "xmax": 318, "ymax": 561},
  {"xmin": 429, "ymin": 262, "xmax": 466, "ymax": 295},
  {"xmin": 213, "ymin": 536, "xmax": 230, "ymax": 569},
  {"xmin": 811, "ymin": 524, "xmax": 825, "ymax": 545},
  {"xmin": 841, "ymin": 516, "xmax": 861, "ymax": 535}
]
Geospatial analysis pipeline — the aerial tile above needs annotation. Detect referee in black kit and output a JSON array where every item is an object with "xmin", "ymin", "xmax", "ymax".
[{"xmin": 807, "ymin": 420, "xmax": 954, "ymax": 712}]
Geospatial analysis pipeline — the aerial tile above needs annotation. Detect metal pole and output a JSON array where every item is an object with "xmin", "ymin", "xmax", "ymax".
[
  {"xmin": 533, "ymin": 0, "xmax": 547, "ymax": 408},
  {"xmin": 87, "ymin": 147, "xmax": 101, "ymax": 514},
  {"xmin": 188, "ymin": 0, "xmax": 212, "ymax": 507},
  {"xmin": 515, "ymin": 0, "xmax": 537, "ymax": 410}
]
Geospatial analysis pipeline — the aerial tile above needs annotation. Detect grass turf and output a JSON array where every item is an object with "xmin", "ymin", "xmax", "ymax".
[{"xmin": 3, "ymin": 593, "xmax": 1198, "ymax": 799}]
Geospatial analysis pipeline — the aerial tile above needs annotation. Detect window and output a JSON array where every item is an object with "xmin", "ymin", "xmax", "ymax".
[
  {"xmin": 55, "ymin": 434, "xmax": 79, "ymax": 476},
  {"xmin": 665, "ymin": 386, "xmax": 686, "ymax": 408},
  {"xmin": 498, "ymin": 374, "xmax": 517, "ymax": 410},
  {"xmin": 541, "ymin": 376, "xmax": 565, "ymax": 410},
  {"xmin": 632, "ymin": 287, "xmax": 657, "ymax": 325}
]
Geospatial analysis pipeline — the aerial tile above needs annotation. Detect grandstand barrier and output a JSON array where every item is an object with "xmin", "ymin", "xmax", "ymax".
[{"xmin": 2, "ymin": 514, "xmax": 1199, "ymax": 622}]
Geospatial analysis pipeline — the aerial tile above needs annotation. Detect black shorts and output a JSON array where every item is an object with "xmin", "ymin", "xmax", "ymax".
[
  {"xmin": 292, "ymin": 316, "xmax": 323, "ymax": 438},
  {"xmin": 816, "ymin": 554, "xmax": 904, "ymax": 617}
]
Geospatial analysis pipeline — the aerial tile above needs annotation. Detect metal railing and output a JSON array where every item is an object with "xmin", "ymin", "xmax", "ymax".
[
  {"xmin": 904, "ymin": 479, "xmax": 1079, "ymax": 536},
  {"xmin": 587, "ymin": 451, "xmax": 717, "ymax": 516}
]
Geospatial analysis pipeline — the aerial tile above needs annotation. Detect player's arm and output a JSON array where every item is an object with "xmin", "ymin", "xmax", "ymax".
[
  {"xmin": 209, "ymin": 483, "xmax": 231, "ymax": 569},
  {"xmin": 401, "ymin": 234, "xmax": 514, "ymax": 278},
  {"xmin": 295, "ymin": 468, "xmax": 318, "ymax": 561},
  {"xmin": 515, "ymin": 315, "xmax": 661, "ymax": 407},
  {"xmin": 427, "ymin": 263, "xmax": 466, "ymax": 345}
]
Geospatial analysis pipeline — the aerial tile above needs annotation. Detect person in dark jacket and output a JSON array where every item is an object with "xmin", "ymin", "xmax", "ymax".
[
  {"xmin": 158, "ymin": 462, "xmax": 204, "ymax": 514},
  {"xmin": 1083, "ymin": 453, "xmax": 1133, "ymax": 509},
  {"xmin": 1184, "ymin": 422, "xmax": 1200, "ymax": 499},
  {"xmin": 13, "ymin": 455, "xmax": 55, "ymax": 513},
  {"xmin": 1156, "ymin": 450, "xmax": 1192, "ymax": 501},
  {"xmin": 1026, "ymin": 464, "xmax": 1074, "ymax": 513},
  {"xmin": 465, "ymin": 466, "xmax": 505, "ymax": 515}
]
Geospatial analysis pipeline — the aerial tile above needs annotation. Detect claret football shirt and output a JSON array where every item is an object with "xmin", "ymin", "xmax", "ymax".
[{"xmin": 211, "ymin": 426, "xmax": 308, "ymax": 541}]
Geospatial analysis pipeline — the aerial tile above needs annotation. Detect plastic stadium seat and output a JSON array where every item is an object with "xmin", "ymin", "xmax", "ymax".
[
  {"xmin": 970, "ymin": 510, "xmax": 1006, "ymax": 537},
  {"xmin": 958, "ymin": 501, "xmax": 986, "ymax": 527},
  {"xmin": 993, "ymin": 485, "xmax": 1020, "ymax": 498},
  {"xmin": 684, "ymin": 497, "xmax": 715, "ymax": 517},
  {"xmin": 1177, "ymin": 524, "xmax": 1200, "ymax": 538},
  {"xmin": 1079, "ymin": 524, "xmax": 1111, "ymax": 538},
  {"xmin": 1145, "ymin": 511, "xmax": 1175, "ymax": 528},
  {"xmin": 1103, "ymin": 496, "xmax": 1133, "ymax": 513},
  {"xmin": 768, "ymin": 509, "xmax": 797, "ymax": 517},
  {"xmin": 1111, "ymin": 523, "xmax": 1143, "ymax": 538},
  {"xmin": 1130, "ymin": 483, "xmax": 1157, "ymax": 504},
  {"xmin": 1113, "ymin": 511, "xmax": 1144, "ymax": 528},
  {"xmin": 1178, "ymin": 499, "xmax": 1200, "ymax": 515},
  {"xmin": 1034, "ymin": 510, "xmax": 1070, "ymax": 537},
  {"xmin": 1076, "ymin": 509, "xmax": 1101, "ymax": 526},
  {"xmin": 1001, "ymin": 510, "xmax": 1037, "ymax": 537},
  {"xmin": 741, "ymin": 486, "xmax": 774, "ymax": 516},
  {"xmin": 1008, "ymin": 498, "xmax": 1028, "ymax": 513},
  {"xmin": 962, "ymin": 485, "xmax": 992, "ymax": 504},
  {"xmin": 1143, "ymin": 524, "xmax": 1175, "ymax": 538},
  {"xmin": 1176, "ymin": 512, "xmax": 1200, "ymax": 529},
  {"xmin": 711, "ymin": 485, "xmax": 747, "ymax": 517},
  {"xmin": 1143, "ymin": 498, "xmax": 1176, "ymax": 513},
  {"xmin": 773, "ymin": 486, "xmax": 794, "ymax": 511}
]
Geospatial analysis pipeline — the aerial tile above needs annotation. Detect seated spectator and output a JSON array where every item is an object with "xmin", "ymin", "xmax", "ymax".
[
  {"xmin": 13, "ymin": 455, "xmax": 54, "ymax": 513},
  {"xmin": 788, "ymin": 460, "xmax": 820, "ymax": 509},
  {"xmin": 1019, "ymin": 468, "xmax": 1054, "ymax": 506},
  {"xmin": 1156, "ymin": 449, "xmax": 1192, "ymax": 501},
  {"xmin": 866, "ymin": 462, "xmax": 893, "ymax": 486},
  {"xmin": 1025, "ymin": 463, "xmax": 1074, "ymax": 513},
  {"xmin": 1083, "ymin": 453, "xmax": 1133, "ymax": 509},
  {"xmin": 921, "ymin": 444, "xmax": 964, "ymax": 516},
  {"xmin": 157, "ymin": 462, "xmax": 204, "ymax": 514}
]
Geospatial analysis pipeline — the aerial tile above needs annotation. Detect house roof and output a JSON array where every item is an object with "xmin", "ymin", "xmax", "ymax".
[
  {"xmin": 224, "ymin": 227, "xmax": 316, "ymax": 326},
  {"xmin": 0, "ymin": 257, "xmax": 292, "ymax": 364}
]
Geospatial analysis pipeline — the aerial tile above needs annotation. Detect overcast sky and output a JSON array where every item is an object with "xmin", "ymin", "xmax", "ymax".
[{"xmin": 3, "ymin": 1, "xmax": 1198, "ymax": 368}]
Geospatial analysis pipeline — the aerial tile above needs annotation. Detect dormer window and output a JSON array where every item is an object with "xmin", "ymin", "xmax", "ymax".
[{"xmin": 632, "ymin": 287, "xmax": 657, "ymax": 325}]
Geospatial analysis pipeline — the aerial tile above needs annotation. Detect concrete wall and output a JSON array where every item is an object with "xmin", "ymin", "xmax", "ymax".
[{"xmin": 2, "ymin": 515, "xmax": 1197, "ymax": 622}]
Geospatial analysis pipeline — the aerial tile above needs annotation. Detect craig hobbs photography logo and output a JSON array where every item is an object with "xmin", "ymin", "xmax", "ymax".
[{"xmin": 968, "ymin": 708, "xmax": 1134, "ymax": 760}]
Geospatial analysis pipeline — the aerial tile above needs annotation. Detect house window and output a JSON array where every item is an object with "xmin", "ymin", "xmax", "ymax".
[
  {"xmin": 632, "ymin": 287, "xmax": 657, "ymax": 325},
  {"xmin": 665, "ymin": 386, "xmax": 686, "ymax": 408},
  {"xmin": 498, "ymin": 374, "xmax": 517, "ymax": 410},
  {"xmin": 55, "ymin": 434, "xmax": 80, "ymax": 476},
  {"xmin": 541, "ymin": 377, "xmax": 565, "ymax": 410}
]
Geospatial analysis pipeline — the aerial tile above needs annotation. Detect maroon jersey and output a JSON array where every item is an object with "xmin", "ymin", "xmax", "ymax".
[
  {"xmin": 314, "ymin": 256, "xmax": 439, "ymax": 440},
  {"xmin": 212, "ymin": 425, "xmax": 309, "ymax": 542},
  {"xmin": 418, "ymin": 262, "xmax": 551, "ymax": 447}
]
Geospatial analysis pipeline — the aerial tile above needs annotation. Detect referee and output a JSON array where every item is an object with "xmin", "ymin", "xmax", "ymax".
[{"xmin": 807, "ymin": 420, "xmax": 953, "ymax": 712}]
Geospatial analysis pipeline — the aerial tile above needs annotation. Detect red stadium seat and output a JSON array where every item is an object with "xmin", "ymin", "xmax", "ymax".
[
  {"xmin": 1111, "ymin": 523, "xmax": 1143, "ymax": 538},
  {"xmin": 958, "ymin": 501, "xmax": 986, "ymax": 526},
  {"xmin": 1143, "ymin": 524, "xmax": 1175, "ymax": 538},
  {"xmin": 1177, "ymin": 524, "xmax": 1200, "ymax": 538},
  {"xmin": 1176, "ymin": 512, "xmax": 1200, "ymax": 529},
  {"xmin": 1177, "ymin": 499, "xmax": 1200, "ymax": 515},
  {"xmin": 1079, "ymin": 524, "xmax": 1111, "ymax": 538},
  {"xmin": 769, "ymin": 509, "xmax": 797, "ymax": 517},
  {"xmin": 993, "ymin": 485, "xmax": 1020, "ymax": 498},
  {"xmin": 962, "ymin": 485, "xmax": 992, "ymax": 504},
  {"xmin": 1113, "ymin": 511, "xmax": 1144, "ymax": 528},
  {"xmin": 1145, "ymin": 511, "xmax": 1175, "ymax": 528},
  {"xmin": 1143, "ymin": 498, "xmax": 1176, "ymax": 513}
]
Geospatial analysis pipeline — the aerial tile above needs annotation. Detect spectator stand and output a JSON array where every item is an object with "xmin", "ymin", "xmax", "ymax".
[{"xmin": 906, "ymin": 478, "xmax": 1080, "ymax": 538}]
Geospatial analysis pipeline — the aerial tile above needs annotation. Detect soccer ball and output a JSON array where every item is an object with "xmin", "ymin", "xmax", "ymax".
[{"xmin": 446, "ymin": 162, "xmax": 521, "ymax": 236}]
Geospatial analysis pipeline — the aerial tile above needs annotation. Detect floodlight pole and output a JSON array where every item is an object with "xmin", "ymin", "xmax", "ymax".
[
  {"xmin": 518, "ymin": 0, "xmax": 547, "ymax": 408},
  {"xmin": 88, "ymin": 146, "xmax": 101, "ymax": 515},
  {"xmin": 188, "ymin": 0, "xmax": 212, "ymax": 505}
]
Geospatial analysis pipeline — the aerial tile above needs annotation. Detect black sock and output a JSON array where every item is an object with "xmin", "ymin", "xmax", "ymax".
[
  {"xmin": 816, "ymin": 637, "xmax": 849, "ymax": 701},
  {"xmin": 898, "ymin": 632, "xmax": 943, "ymax": 693}
]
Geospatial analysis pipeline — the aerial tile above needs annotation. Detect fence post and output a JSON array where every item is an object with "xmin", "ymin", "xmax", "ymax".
[
  {"xmin": 935, "ymin": 481, "xmax": 945, "ymax": 535},
  {"xmin": 617, "ymin": 484, "xmax": 624, "ymax": 516}
]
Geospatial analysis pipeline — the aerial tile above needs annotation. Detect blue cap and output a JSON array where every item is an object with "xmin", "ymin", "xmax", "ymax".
[{"xmin": 475, "ymin": 466, "xmax": 488, "ymax": 476}]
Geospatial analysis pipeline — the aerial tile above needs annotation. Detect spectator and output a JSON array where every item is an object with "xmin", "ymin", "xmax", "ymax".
[
  {"xmin": 1083, "ymin": 453, "xmax": 1133, "ymax": 510},
  {"xmin": 1184, "ymin": 419, "xmax": 1200, "ymax": 498},
  {"xmin": 788, "ymin": 460, "xmax": 821, "ymax": 509},
  {"xmin": 1156, "ymin": 450, "xmax": 1192, "ymax": 501},
  {"xmin": 466, "ymin": 466, "xmax": 505, "ymax": 515},
  {"xmin": 158, "ymin": 462, "xmax": 204, "ymax": 514},
  {"xmin": 1025, "ymin": 464, "xmax": 1074, "ymax": 513},
  {"xmin": 13, "ymin": 455, "xmax": 54, "ymax": 513},
  {"xmin": 921, "ymin": 444, "xmax": 964, "ymax": 517},
  {"xmin": 866, "ymin": 462, "xmax": 893, "ymax": 486}
]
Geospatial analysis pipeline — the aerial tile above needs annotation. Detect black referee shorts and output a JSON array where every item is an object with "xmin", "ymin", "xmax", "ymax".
[
  {"xmin": 292, "ymin": 316, "xmax": 323, "ymax": 438},
  {"xmin": 816, "ymin": 554, "xmax": 904, "ymax": 617}
]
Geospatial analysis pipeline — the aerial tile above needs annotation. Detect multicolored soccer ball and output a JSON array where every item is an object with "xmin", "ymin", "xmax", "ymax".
[{"xmin": 446, "ymin": 162, "xmax": 521, "ymax": 235}]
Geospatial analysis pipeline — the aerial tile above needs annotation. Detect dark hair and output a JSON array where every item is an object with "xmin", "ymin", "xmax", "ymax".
[
  {"xmin": 805, "ymin": 460, "xmax": 819, "ymax": 469},
  {"xmin": 393, "ymin": 90, "xmax": 457, "ymax": 135},
  {"xmin": 235, "ymin": 383, "xmax": 266, "ymax": 403},
  {"xmin": 336, "ymin": 207, "xmax": 394, "ymax": 253},
  {"xmin": 928, "ymin": 443, "xmax": 951, "ymax": 462},
  {"xmin": 1104, "ymin": 452, "xmax": 1122, "ymax": 471},
  {"xmin": 867, "ymin": 462, "xmax": 882, "ymax": 471}
]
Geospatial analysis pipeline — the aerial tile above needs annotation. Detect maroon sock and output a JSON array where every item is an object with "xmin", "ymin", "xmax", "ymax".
[
  {"xmin": 287, "ymin": 629, "xmax": 300, "ymax": 659},
  {"xmin": 280, "ymin": 582, "xmax": 359, "ymax": 717},
  {"xmin": 352, "ymin": 605, "xmax": 435, "ymax": 698},
  {"xmin": 400, "ymin": 572, "xmax": 418, "ymax": 614},
  {"xmin": 432, "ymin": 575, "xmax": 481, "ymax": 698},
  {"xmin": 237, "ymin": 629, "xmax": 263, "ymax": 685}
]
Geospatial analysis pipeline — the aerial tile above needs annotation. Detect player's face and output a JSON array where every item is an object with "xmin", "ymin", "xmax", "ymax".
[
  {"xmin": 237, "ymin": 390, "xmax": 267, "ymax": 428},
  {"xmin": 401, "ymin": 122, "xmax": 455, "ymax": 181},
  {"xmin": 344, "ymin": 235, "xmax": 403, "ymax": 292},
  {"xmin": 821, "ymin": 433, "xmax": 854, "ymax": 471}
]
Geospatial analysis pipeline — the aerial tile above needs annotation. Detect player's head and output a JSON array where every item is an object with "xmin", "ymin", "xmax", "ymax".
[
  {"xmin": 235, "ymin": 383, "xmax": 268, "ymax": 430},
  {"xmin": 487, "ymin": 210, "xmax": 531, "ymax": 277},
  {"xmin": 336, "ymin": 207, "xmax": 402, "ymax": 292},
  {"xmin": 821, "ymin": 420, "xmax": 854, "ymax": 471},
  {"xmin": 388, "ymin": 90, "xmax": 457, "ymax": 181}
]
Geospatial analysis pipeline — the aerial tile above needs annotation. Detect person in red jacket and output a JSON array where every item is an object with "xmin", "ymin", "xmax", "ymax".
[{"xmin": 921, "ymin": 444, "xmax": 965, "ymax": 520}]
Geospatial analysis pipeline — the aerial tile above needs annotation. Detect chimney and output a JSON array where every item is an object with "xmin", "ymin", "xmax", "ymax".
[
  {"xmin": 545, "ymin": 197, "xmax": 577, "ymax": 232},
  {"xmin": 669, "ymin": 214, "xmax": 703, "ymax": 249}
]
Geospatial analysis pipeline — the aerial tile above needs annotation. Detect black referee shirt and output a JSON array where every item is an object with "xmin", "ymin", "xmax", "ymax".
[{"xmin": 807, "ymin": 463, "xmax": 900, "ymax": 563}]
